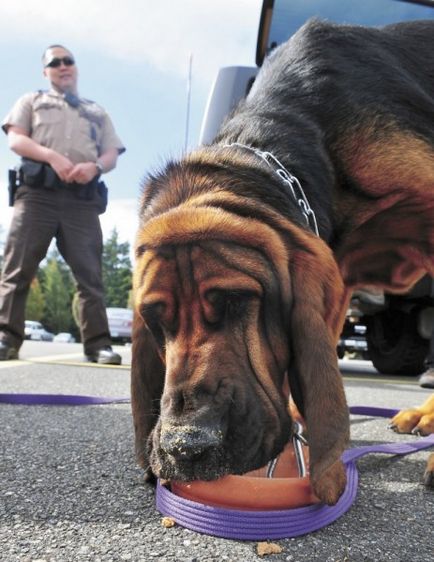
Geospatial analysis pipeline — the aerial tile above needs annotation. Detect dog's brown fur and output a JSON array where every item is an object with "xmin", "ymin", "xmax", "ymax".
[{"xmin": 131, "ymin": 19, "xmax": 434, "ymax": 504}]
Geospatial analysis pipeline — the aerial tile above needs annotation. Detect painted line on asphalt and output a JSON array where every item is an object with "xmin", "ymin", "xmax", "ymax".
[
  {"xmin": 28, "ymin": 359, "xmax": 131, "ymax": 370},
  {"xmin": 0, "ymin": 360, "xmax": 30, "ymax": 370},
  {"xmin": 342, "ymin": 375, "xmax": 419, "ymax": 386},
  {"xmin": 0, "ymin": 357, "xmax": 130, "ymax": 370},
  {"xmin": 28, "ymin": 352, "xmax": 86, "ymax": 361}
]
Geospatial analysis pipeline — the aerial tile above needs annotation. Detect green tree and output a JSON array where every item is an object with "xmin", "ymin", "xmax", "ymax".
[
  {"xmin": 102, "ymin": 228, "xmax": 132, "ymax": 308},
  {"xmin": 25, "ymin": 277, "xmax": 45, "ymax": 320},
  {"xmin": 42, "ymin": 255, "xmax": 74, "ymax": 333},
  {"xmin": 127, "ymin": 288, "xmax": 134, "ymax": 310}
]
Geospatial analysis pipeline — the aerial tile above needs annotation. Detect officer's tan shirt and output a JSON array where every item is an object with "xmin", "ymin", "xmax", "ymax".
[{"xmin": 1, "ymin": 89, "xmax": 125, "ymax": 164}]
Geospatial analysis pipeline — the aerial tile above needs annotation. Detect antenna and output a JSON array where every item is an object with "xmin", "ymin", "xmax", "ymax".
[{"xmin": 184, "ymin": 52, "xmax": 193, "ymax": 152}]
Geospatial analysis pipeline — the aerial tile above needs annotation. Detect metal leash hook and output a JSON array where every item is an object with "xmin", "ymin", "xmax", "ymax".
[
  {"xmin": 292, "ymin": 421, "xmax": 308, "ymax": 478},
  {"xmin": 266, "ymin": 420, "xmax": 308, "ymax": 478}
]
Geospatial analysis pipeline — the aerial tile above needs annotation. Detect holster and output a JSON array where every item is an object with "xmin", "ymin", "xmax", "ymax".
[
  {"xmin": 8, "ymin": 168, "xmax": 19, "ymax": 206},
  {"xmin": 19, "ymin": 158, "xmax": 45, "ymax": 187},
  {"xmin": 96, "ymin": 181, "xmax": 108, "ymax": 214}
]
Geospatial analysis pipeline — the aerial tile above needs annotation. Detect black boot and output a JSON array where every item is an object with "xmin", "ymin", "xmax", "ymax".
[
  {"xmin": 85, "ymin": 346, "xmax": 121, "ymax": 365},
  {"xmin": 0, "ymin": 340, "xmax": 19, "ymax": 361}
]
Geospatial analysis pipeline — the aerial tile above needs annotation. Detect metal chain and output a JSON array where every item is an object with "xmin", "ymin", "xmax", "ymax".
[{"xmin": 224, "ymin": 142, "xmax": 319, "ymax": 236}]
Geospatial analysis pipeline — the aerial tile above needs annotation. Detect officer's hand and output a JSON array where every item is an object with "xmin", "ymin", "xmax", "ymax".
[
  {"xmin": 67, "ymin": 162, "xmax": 98, "ymax": 184},
  {"xmin": 48, "ymin": 153, "xmax": 74, "ymax": 181}
]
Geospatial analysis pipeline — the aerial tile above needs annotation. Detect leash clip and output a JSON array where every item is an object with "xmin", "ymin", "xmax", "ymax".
[{"xmin": 266, "ymin": 420, "xmax": 308, "ymax": 478}]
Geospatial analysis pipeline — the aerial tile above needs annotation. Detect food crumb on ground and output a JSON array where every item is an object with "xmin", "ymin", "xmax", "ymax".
[
  {"xmin": 161, "ymin": 517, "xmax": 176, "ymax": 528},
  {"xmin": 257, "ymin": 542, "xmax": 283, "ymax": 556}
]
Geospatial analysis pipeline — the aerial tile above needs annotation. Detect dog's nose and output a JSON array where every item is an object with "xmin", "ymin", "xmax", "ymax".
[{"xmin": 160, "ymin": 424, "xmax": 223, "ymax": 460}]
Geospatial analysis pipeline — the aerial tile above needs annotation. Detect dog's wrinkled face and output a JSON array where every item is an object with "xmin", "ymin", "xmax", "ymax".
[{"xmin": 136, "ymin": 239, "xmax": 293, "ymax": 481}]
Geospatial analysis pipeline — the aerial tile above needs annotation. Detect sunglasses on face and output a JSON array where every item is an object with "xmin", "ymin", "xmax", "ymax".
[{"xmin": 45, "ymin": 56, "xmax": 75, "ymax": 68}]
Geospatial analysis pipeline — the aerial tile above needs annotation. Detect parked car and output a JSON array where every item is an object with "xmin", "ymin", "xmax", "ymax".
[
  {"xmin": 53, "ymin": 332, "xmax": 76, "ymax": 343},
  {"xmin": 24, "ymin": 320, "xmax": 54, "ymax": 341},
  {"xmin": 25, "ymin": 320, "xmax": 43, "ymax": 339},
  {"xmin": 106, "ymin": 307, "xmax": 133, "ymax": 343},
  {"xmin": 31, "ymin": 328, "xmax": 54, "ymax": 341}
]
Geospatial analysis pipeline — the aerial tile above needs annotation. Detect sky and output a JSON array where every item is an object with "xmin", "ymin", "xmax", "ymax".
[
  {"xmin": 0, "ymin": 0, "xmax": 262, "ymax": 256},
  {"xmin": 1, "ymin": 0, "xmax": 433, "ymax": 259}
]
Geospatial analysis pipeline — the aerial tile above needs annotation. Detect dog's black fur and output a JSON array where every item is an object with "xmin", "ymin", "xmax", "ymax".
[{"xmin": 216, "ymin": 18, "xmax": 434, "ymax": 237}]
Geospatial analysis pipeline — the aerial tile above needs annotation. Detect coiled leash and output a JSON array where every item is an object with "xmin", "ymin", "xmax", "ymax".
[
  {"xmin": 1, "ymin": 394, "xmax": 433, "ymax": 539},
  {"xmin": 156, "ymin": 409, "xmax": 434, "ymax": 540}
]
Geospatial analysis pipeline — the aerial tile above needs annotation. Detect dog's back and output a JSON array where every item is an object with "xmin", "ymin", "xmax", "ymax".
[{"xmin": 219, "ymin": 19, "xmax": 434, "ymax": 147}]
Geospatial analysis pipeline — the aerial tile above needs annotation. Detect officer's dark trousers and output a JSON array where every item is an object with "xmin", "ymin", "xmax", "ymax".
[{"xmin": 0, "ymin": 185, "xmax": 111, "ymax": 353}]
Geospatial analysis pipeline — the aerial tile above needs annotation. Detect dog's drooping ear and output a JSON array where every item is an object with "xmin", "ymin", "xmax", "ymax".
[
  {"xmin": 287, "ymin": 232, "xmax": 350, "ymax": 505},
  {"xmin": 131, "ymin": 311, "xmax": 165, "ymax": 478}
]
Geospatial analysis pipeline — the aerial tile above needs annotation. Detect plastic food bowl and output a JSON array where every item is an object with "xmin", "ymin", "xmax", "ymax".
[
  {"xmin": 157, "ymin": 406, "xmax": 434, "ymax": 540},
  {"xmin": 156, "ymin": 421, "xmax": 357, "ymax": 539},
  {"xmin": 170, "ymin": 422, "xmax": 319, "ymax": 511}
]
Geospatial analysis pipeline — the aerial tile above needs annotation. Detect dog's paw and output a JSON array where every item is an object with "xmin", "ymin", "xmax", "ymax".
[
  {"xmin": 423, "ymin": 453, "xmax": 434, "ymax": 488},
  {"xmin": 413, "ymin": 413, "xmax": 434, "ymax": 436},
  {"xmin": 389, "ymin": 408, "xmax": 424, "ymax": 434},
  {"xmin": 311, "ymin": 459, "xmax": 347, "ymax": 506}
]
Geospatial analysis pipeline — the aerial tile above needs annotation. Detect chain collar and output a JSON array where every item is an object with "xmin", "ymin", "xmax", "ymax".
[{"xmin": 224, "ymin": 142, "xmax": 319, "ymax": 236}]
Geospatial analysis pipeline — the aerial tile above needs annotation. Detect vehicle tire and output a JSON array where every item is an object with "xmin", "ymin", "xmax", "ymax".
[{"xmin": 366, "ymin": 310, "xmax": 428, "ymax": 375}]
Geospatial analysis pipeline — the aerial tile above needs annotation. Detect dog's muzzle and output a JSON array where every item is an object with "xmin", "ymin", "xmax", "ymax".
[{"xmin": 160, "ymin": 422, "xmax": 224, "ymax": 461}]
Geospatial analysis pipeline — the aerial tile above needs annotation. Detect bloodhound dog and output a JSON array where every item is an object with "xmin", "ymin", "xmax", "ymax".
[{"xmin": 132, "ymin": 19, "xmax": 434, "ymax": 505}]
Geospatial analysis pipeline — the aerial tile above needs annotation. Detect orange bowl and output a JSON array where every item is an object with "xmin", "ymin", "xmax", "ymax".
[{"xmin": 171, "ymin": 439, "xmax": 319, "ymax": 511}]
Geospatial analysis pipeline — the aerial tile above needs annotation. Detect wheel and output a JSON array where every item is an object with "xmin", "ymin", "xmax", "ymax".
[{"xmin": 366, "ymin": 309, "xmax": 428, "ymax": 375}]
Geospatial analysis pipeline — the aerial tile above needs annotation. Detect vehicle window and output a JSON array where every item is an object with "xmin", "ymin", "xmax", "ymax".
[{"xmin": 266, "ymin": 0, "xmax": 434, "ymax": 55}]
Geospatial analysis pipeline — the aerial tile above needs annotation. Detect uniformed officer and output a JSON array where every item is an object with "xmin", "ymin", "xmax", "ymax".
[{"xmin": 0, "ymin": 44, "xmax": 126, "ymax": 364}]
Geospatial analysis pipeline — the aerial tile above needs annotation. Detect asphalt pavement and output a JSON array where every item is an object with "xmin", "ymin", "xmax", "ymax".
[{"xmin": 1, "ymin": 341, "xmax": 433, "ymax": 562}]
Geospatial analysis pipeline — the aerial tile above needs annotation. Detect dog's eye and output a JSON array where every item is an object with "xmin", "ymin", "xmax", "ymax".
[
  {"xmin": 140, "ymin": 302, "xmax": 166, "ymax": 345},
  {"xmin": 141, "ymin": 302, "xmax": 165, "ymax": 322},
  {"xmin": 205, "ymin": 289, "xmax": 257, "ymax": 324},
  {"xmin": 226, "ymin": 291, "xmax": 256, "ymax": 316},
  {"xmin": 206, "ymin": 290, "xmax": 226, "ymax": 315}
]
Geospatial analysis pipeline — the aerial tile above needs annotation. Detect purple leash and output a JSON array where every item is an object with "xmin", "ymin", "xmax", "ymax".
[
  {"xmin": 156, "ymin": 406, "xmax": 434, "ymax": 540},
  {"xmin": 348, "ymin": 405, "xmax": 399, "ymax": 418},
  {"xmin": 0, "ymin": 394, "xmax": 129, "ymax": 405},
  {"xmin": 0, "ymin": 395, "xmax": 433, "ymax": 539},
  {"xmin": 0, "ymin": 397, "xmax": 399, "ymax": 413}
]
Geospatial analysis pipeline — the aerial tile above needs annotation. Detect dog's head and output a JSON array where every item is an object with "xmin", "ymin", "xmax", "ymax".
[{"xmin": 132, "ymin": 152, "xmax": 349, "ymax": 503}]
